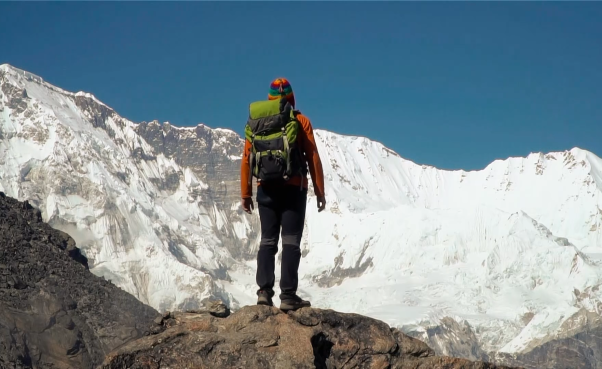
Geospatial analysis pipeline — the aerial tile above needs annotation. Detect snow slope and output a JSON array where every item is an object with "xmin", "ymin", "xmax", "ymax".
[{"xmin": 2, "ymin": 63, "xmax": 602, "ymax": 361}]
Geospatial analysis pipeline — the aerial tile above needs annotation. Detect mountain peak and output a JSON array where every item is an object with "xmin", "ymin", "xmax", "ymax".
[
  {"xmin": 533, "ymin": 146, "xmax": 594, "ymax": 160},
  {"xmin": 0, "ymin": 63, "xmax": 19, "ymax": 73},
  {"xmin": 1, "ymin": 63, "xmax": 597, "ymax": 168},
  {"xmin": 0, "ymin": 63, "xmax": 44, "ymax": 83}
]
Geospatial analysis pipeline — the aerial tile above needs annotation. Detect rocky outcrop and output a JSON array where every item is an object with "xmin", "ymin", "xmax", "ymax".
[
  {"xmin": 0, "ymin": 192, "xmax": 162, "ymax": 369},
  {"xmin": 101, "ymin": 305, "xmax": 518, "ymax": 369}
]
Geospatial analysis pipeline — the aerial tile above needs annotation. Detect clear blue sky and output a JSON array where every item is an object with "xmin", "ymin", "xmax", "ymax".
[{"xmin": 1, "ymin": 2, "xmax": 601, "ymax": 170}]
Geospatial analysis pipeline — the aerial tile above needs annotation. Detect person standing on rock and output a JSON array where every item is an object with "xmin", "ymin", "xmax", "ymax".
[{"xmin": 241, "ymin": 77, "xmax": 326, "ymax": 311}]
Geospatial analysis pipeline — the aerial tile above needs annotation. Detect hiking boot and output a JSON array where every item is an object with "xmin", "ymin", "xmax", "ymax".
[
  {"xmin": 279, "ymin": 295, "xmax": 311, "ymax": 311},
  {"xmin": 257, "ymin": 290, "xmax": 274, "ymax": 306}
]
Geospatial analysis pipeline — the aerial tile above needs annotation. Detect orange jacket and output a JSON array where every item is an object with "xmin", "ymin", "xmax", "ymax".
[{"xmin": 241, "ymin": 112, "xmax": 325, "ymax": 199}]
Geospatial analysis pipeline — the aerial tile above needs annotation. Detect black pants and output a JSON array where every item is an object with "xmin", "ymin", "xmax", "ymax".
[{"xmin": 256, "ymin": 184, "xmax": 307, "ymax": 300}]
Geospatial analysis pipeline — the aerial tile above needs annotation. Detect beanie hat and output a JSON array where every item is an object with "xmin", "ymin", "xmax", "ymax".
[{"xmin": 268, "ymin": 78, "xmax": 295, "ymax": 108}]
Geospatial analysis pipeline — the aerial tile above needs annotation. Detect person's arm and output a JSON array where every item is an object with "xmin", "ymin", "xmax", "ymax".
[{"xmin": 297, "ymin": 114, "xmax": 325, "ymax": 199}]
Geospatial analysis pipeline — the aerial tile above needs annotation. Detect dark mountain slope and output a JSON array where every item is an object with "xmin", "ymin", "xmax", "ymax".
[{"xmin": 0, "ymin": 192, "xmax": 161, "ymax": 369}]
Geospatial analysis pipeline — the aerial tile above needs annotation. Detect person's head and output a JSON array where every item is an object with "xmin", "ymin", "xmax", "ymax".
[{"xmin": 268, "ymin": 78, "xmax": 295, "ymax": 108}]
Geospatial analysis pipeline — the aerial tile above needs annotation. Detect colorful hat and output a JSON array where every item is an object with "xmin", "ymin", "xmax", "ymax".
[{"xmin": 268, "ymin": 78, "xmax": 295, "ymax": 108}]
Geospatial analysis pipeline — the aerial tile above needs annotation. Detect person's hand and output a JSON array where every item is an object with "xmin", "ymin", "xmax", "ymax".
[
  {"xmin": 317, "ymin": 196, "xmax": 326, "ymax": 212},
  {"xmin": 242, "ymin": 198, "xmax": 254, "ymax": 214}
]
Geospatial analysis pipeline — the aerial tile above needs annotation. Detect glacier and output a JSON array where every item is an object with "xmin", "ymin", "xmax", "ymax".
[{"xmin": 1, "ymin": 63, "xmax": 602, "ymax": 364}]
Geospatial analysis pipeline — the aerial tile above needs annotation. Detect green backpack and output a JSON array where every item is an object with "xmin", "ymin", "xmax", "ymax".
[{"xmin": 244, "ymin": 98, "xmax": 306, "ymax": 185}]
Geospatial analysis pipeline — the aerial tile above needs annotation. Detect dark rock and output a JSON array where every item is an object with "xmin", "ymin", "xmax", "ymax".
[
  {"xmin": 101, "ymin": 305, "xmax": 519, "ymax": 369},
  {"xmin": 148, "ymin": 324, "xmax": 165, "ymax": 336},
  {"xmin": 74, "ymin": 95, "xmax": 116, "ymax": 138},
  {"xmin": 0, "ymin": 194, "xmax": 161, "ymax": 368},
  {"xmin": 184, "ymin": 299, "xmax": 231, "ymax": 318},
  {"xmin": 1, "ymin": 81, "xmax": 28, "ymax": 114},
  {"xmin": 208, "ymin": 299, "xmax": 230, "ymax": 318},
  {"xmin": 164, "ymin": 318, "xmax": 178, "ymax": 328},
  {"xmin": 11, "ymin": 276, "xmax": 27, "ymax": 290},
  {"xmin": 391, "ymin": 328, "xmax": 434, "ymax": 358}
]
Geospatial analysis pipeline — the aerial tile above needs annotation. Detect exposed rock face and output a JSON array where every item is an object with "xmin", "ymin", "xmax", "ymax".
[
  {"xmin": 0, "ymin": 192, "xmax": 161, "ymax": 369},
  {"xmin": 405, "ymin": 317, "xmax": 490, "ymax": 362},
  {"xmin": 492, "ymin": 309, "xmax": 602, "ymax": 369},
  {"xmin": 133, "ymin": 120, "xmax": 258, "ymax": 260},
  {"xmin": 101, "ymin": 305, "xmax": 518, "ymax": 369}
]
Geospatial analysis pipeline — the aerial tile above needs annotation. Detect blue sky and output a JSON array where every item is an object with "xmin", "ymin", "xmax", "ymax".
[{"xmin": 1, "ymin": 2, "xmax": 601, "ymax": 170}]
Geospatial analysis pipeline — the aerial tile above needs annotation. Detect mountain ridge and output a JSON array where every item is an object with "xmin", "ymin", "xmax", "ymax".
[{"xmin": 1, "ymin": 62, "xmax": 597, "ymax": 174}]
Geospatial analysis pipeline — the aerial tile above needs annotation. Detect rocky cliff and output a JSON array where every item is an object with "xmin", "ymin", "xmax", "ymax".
[
  {"xmin": 101, "ymin": 305, "xmax": 518, "ymax": 369},
  {"xmin": 0, "ymin": 192, "xmax": 161, "ymax": 369}
]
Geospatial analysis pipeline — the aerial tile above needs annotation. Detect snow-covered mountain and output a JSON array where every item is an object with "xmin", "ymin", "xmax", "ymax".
[
  {"xmin": 2, "ymin": 63, "xmax": 602, "ymax": 367},
  {"xmin": 0, "ymin": 64, "xmax": 256, "ymax": 312}
]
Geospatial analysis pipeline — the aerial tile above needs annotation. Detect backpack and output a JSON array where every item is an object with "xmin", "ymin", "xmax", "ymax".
[{"xmin": 245, "ymin": 97, "xmax": 307, "ymax": 185}]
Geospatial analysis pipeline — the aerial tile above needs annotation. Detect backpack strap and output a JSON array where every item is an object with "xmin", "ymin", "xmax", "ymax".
[{"xmin": 248, "ymin": 149, "xmax": 254, "ymax": 186}]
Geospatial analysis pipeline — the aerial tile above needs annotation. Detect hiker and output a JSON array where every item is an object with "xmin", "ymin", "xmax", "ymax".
[{"xmin": 241, "ymin": 78, "xmax": 326, "ymax": 311}]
